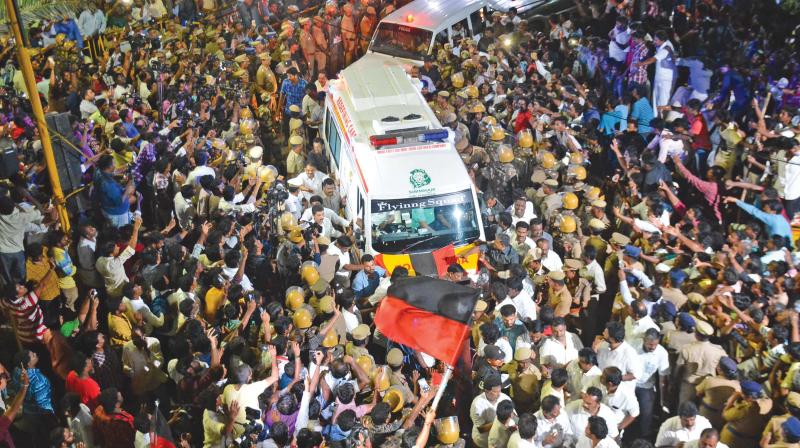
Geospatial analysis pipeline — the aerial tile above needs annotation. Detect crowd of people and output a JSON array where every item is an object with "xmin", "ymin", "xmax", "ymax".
[{"xmin": 1, "ymin": 0, "xmax": 800, "ymax": 447}]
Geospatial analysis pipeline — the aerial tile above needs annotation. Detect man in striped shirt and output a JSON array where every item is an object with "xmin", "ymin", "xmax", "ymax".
[{"xmin": 3, "ymin": 280, "xmax": 48, "ymax": 344}]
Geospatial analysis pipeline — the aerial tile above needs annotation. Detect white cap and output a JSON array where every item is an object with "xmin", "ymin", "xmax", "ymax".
[{"xmin": 287, "ymin": 177, "xmax": 303, "ymax": 187}]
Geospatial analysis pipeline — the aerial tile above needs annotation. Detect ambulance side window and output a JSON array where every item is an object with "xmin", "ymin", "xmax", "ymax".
[
  {"xmin": 325, "ymin": 112, "xmax": 341, "ymax": 167},
  {"xmin": 469, "ymin": 8, "xmax": 485, "ymax": 36},
  {"xmin": 435, "ymin": 29, "xmax": 448, "ymax": 45}
]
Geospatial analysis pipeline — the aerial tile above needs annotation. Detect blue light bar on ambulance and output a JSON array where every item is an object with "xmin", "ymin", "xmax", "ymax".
[{"xmin": 369, "ymin": 129, "xmax": 451, "ymax": 148}]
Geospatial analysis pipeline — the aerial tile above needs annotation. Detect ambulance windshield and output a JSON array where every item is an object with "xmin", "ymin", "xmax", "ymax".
[
  {"xmin": 369, "ymin": 23, "xmax": 431, "ymax": 61},
  {"xmin": 370, "ymin": 189, "xmax": 481, "ymax": 254}
]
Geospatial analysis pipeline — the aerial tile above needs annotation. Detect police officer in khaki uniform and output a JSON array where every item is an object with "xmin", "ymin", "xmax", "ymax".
[
  {"xmin": 255, "ymin": 53, "xmax": 277, "ymax": 106},
  {"xmin": 674, "ymin": 320, "xmax": 728, "ymax": 406},
  {"xmin": 603, "ymin": 232, "xmax": 631, "ymax": 277},
  {"xmin": 546, "ymin": 270, "xmax": 572, "ymax": 318},
  {"xmin": 539, "ymin": 180, "xmax": 562, "ymax": 222},
  {"xmin": 501, "ymin": 346, "xmax": 542, "ymax": 413},
  {"xmin": 761, "ymin": 392, "xmax": 800, "ymax": 447},
  {"xmin": 298, "ymin": 18, "xmax": 317, "ymax": 75},
  {"xmin": 386, "ymin": 348, "xmax": 416, "ymax": 404},
  {"xmin": 311, "ymin": 16, "xmax": 328, "ymax": 75},
  {"xmin": 286, "ymin": 135, "xmax": 306, "ymax": 178},
  {"xmin": 696, "ymin": 356, "xmax": 742, "ymax": 429},
  {"xmin": 346, "ymin": 323, "xmax": 372, "ymax": 359},
  {"xmin": 341, "ymin": 3, "xmax": 358, "ymax": 66},
  {"xmin": 471, "ymin": 300, "xmax": 491, "ymax": 348},
  {"xmin": 721, "ymin": 380, "xmax": 773, "ymax": 448},
  {"xmin": 431, "ymin": 91, "xmax": 455, "ymax": 123}
]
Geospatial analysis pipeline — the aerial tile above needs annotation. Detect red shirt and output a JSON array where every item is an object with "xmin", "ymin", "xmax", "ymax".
[
  {"xmin": 65, "ymin": 371, "xmax": 101, "ymax": 409},
  {"xmin": 685, "ymin": 110, "xmax": 711, "ymax": 150}
]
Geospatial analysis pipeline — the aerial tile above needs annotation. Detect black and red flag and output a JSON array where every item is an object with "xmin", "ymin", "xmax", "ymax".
[{"xmin": 374, "ymin": 276, "xmax": 480, "ymax": 366}]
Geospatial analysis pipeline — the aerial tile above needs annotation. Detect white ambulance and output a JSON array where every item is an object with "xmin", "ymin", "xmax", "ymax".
[{"xmin": 320, "ymin": 57, "xmax": 484, "ymax": 256}]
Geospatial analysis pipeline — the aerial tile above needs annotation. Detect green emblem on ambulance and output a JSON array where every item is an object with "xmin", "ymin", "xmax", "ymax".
[{"xmin": 409, "ymin": 169, "xmax": 431, "ymax": 189}]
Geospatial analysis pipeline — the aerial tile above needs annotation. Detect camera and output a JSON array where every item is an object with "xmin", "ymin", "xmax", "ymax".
[
  {"xmin": 266, "ymin": 181, "xmax": 289, "ymax": 204},
  {"xmin": 233, "ymin": 407, "xmax": 264, "ymax": 447}
]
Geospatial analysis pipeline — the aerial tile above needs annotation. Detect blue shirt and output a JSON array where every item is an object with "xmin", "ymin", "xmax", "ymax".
[
  {"xmin": 280, "ymin": 78, "xmax": 308, "ymax": 113},
  {"xmin": 10, "ymin": 367, "xmax": 53, "ymax": 414},
  {"xmin": 630, "ymin": 97, "xmax": 654, "ymax": 135},
  {"xmin": 94, "ymin": 171, "xmax": 129, "ymax": 215},
  {"xmin": 352, "ymin": 266, "xmax": 387, "ymax": 299},
  {"xmin": 736, "ymin": 201, "xmax": 793, "ymax": 247}
]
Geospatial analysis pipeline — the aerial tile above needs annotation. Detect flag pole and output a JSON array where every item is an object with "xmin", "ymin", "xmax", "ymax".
[{"xmin": 430, "ymin": 365, "xmax": 453, "ymax": 411}]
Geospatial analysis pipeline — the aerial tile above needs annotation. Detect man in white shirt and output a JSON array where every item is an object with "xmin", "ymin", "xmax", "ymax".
[
  {"xmin": 470, "ymin": 374, "xmax": 511, "ymax": 448},
  {"xmin": 624, "ymin": 300, "xmax": 660, "ymax": 349},
  {"xmin": 684, "ymin": 428, "xmax": 729, "ymax": 448},
  {"xmin": 507, "ymin": 196, "xmax": 537, "ymax": 226},
  {"xmin": 536, "ymin": 239, "xmax": 563, "ymax": 273},
  {"xmin": 507, "ymin": 413, "xmax": 538, "ymax": 448},
  {"xmin": 783, "ymin": 144, "xmax": 800, "ymax": 219},
  {"xmin": 594, "ymin": 321, "xmax": 643, "ymax": 391},
  {"xmin": 539, "ymin": 317, "xmax": 579, "ymax": 367},
  {"xmin": 291, "ymin": 163, "xmax": 329, "ymax": 201},
  {"xmin": 307, "ymin": 204, "xmax": 343, "ymax": 239},
  {"xmin": 600, "ymin": 367, "xmax": 639, "ymax": 435},
  {"xmin": 635, "ymin": 30, "xmax": 676, "ymax": 114},
  {"xmin": 96, "ymin": 216, "xmax": 141, "ymax": 298},
  {"xmin": 583, "ymin": 415, "xmax": 620, "ymax": 448},
  {"xmin": 608, "ymin": 17, "xmax": 631, "ymax": 65},
  {"xmin": 566, "ymin": 387, "xmax": 619, "ymax": 447},
  {"xmin": 326, "ymin": 236, "xmax": 360, "ymax": 287},
  {"xmin": 300, "ymin": 198, "xmax": 349, "ymax": 229},
  {"xmin": 503, "ymin": 277, "xmax": 536, "ymax": 322},
  {"xmin": 635, "ymin": 328, "xmax": 671, "ymax": 440},
  {"xmin": 566, "ymin": 348, "xmax": 602, "ymax": 397},
  {"xmin": 655, "ymin": 402, "xmax": 712, "ymax": 448},
  {"xmin": 79, "ymin": 88, "xmax": 99, "ymax": 119},
  {"xmin": 284, "ymin": 179, "xmax": 304, "ymax": 220},
  {"xmin": 535, "ymin": 395, "xmax": 574, "ymax": 447}
]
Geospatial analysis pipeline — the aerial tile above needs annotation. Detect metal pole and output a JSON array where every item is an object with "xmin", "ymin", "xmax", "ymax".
[{"xmin": 4, "ymin": 0, "xmax": 70, "ymax": 232}]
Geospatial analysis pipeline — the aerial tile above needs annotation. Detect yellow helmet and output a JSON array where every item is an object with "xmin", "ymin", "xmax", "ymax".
[
  {"xmin": 464, "ymin": 85, "xmax": 479, "ymax": 99},
  {"xmin": 280, "ymin": 212, "xmax": 297, "ymax": 229},
  {"xmin": 585, "ymin": 186, "xmax": 602, "ymax": 202},
  {"xmin": 321, "ymin": 329, "xmax": 338, "ymax": 348},
  {"xmin": 489, "ymin": 126, "xmax": 505, "ymax": 142},
  {"xmin": 569, "ymin": 151, "xmax": 584, "ymax": 165},
  {"xmin": 300, "ymin": 262, "xmax": 320, "ymax": 285},
  {"xmin": 292, "ymin": 308, "xmax": 312, "ymax": 329},
  {"xmin": 435, "ymin": 416, "xmax": 460, "ymax": 445},
  {"xmin": 240, "ymin": 108, "xmax": 253, "ymax": 120},
  {"xmin": 559, "ymin": 215, "xmax": 577, "ymax": 234},
  {"xmin": 517, "ymin": 130, "xmax": 533, "ymax": 148},
  {"xmin": 497, "ymin": 144, "xmax": 514, "ymax": 163},
  {"xmin": 383, "ymin": 387, "xmax": 405, "ymax": 413},
  {"xmin": 482, "ymin": 116, "xmax": 497, "ymax": 127},
  {"xmin": 450, "ymin": 72, "xmax": 464, "ymax": 88},
  {"xmin": 356, "ymin": 355, "xmax": 375, "ymax": 377},
  {"xmin": 568, "ymin": 164, "xmax": 587, "ymax": 181},
  {"xmin": 471, "ymin": 102, "xmax": 486, "ymax": 114},
  {"xmin": 285, "ymin": 286, "xmax": 305, "ymax": 311},
  {"xmin": 374, "ymin": 366, "xmax": 391, "ymax": 392},
  {"xmin": 258, "ymin": 165, "xmax": 278, "ymax": 184},
  {"xmin": 239, "ymin": 119, "xmax": 255, "ymax": 135},
  {"xmin": 540, "ymin": 151, "xmax": 556, "ymax": 169},
  {"xmin": 55, "ymin": 33, "xmax": 67, "ymax": 45},
  {"xmin": 244, "ymin": 164, "xmax": 258, "ymax": 180},
  {"xmin": 562, "ymin": 192, "xmax": 579, "ymax": 210}
]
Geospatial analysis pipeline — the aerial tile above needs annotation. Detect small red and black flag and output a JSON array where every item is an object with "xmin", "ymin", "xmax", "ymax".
[{"xmin": 374, "ymin": 276, "xmax": 480, "ymax": 366}]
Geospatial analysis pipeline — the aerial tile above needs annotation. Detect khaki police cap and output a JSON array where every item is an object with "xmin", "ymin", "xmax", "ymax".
[
  {"xmin": 588, "ymin": 218, "xmax": 607, "ymax": 230},
  {"xmin": 687, "ymin": 292, "xmax": 706, "ymax": 305},
  {"xmin": 298, "ymin": 17, "xmax": 310, "ymax": 25},
  {"xmin": 514, "ymin": 346, "xmax": 532, "ymax": 362},
  {"xmin": 531, "ymin": 170, "xmax": 547, "ymax": 184},
  {"xmin": 234, "ymin": 54, "xmax": 249, "ymax": 63},
  {"xmin": 695, "ymin": 319, "xmax": 714, "ymax": 336},
  {"xmin": 352, "ymin": 324, "xmax": 371, "ymax": 340},
  {"xmin": 592, "ymin": 200, "xmax": 607, "ymax": 208},
  {"xmin": 564, "ymin": 259, "xmax": 583, "ymax": 270},
  {"xmin": 289, "ymin": 135, "xmax": 304, "ymax": 146},
  {"xmin": 386, "ymin": 348, "xmax": 404, "ymax": 366},
  {"xmin": 788, "ymin": 391, "xmax": 800, "ymax": 408},
  {"xmin": 475, "ymin": 300, "xmax": 488, "ymax": 312},
  {"xmin": 611, "ymin": 232, "xmax": 631, "ymax": 246},
  {"xmin": 548, "ymin": 270, "xmax": 565, "ymax": 281},
  {"xmin": 289, "ymin": 104, "xmax": 301, "ymax": 113},
  {"xmin": 543, "ymin": 179, "xmax": 559, "ymax": 187},
  {"xmin": 437, "ymin": 90, "xmax": 450, "ymax": 98}
]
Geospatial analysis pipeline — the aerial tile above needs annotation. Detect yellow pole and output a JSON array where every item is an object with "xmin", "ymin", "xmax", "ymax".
[{"xmin": 4, "ymin": 0, "xmax": 70, "ymax": 232}]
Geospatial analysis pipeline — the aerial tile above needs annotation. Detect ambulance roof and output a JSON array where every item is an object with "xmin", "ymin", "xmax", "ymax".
[
  {"xmin": 333, "ymin": 56, "xmax": 440, "ymax": 136},
  {"xmin": 328, "ymin": 57, "xmax": 472, "ymax": 200}
]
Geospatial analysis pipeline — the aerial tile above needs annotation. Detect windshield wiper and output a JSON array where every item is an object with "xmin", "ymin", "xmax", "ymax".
[{"xmin": 401, "ymin": 234, "xmax": 441, "ymax": 254}]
